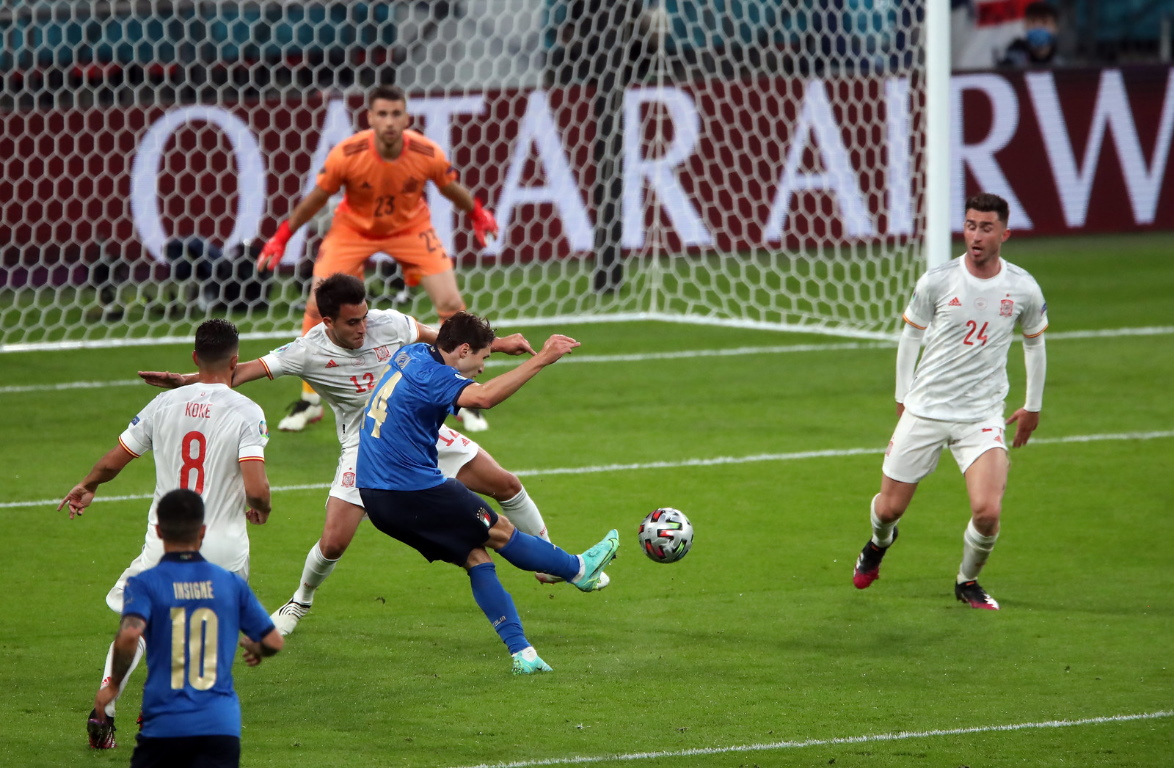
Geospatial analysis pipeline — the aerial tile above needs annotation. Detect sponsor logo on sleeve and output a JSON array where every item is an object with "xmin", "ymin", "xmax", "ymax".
[
  {"xmin": 1040, "ymin": 302, "xmax": 1047, "ymax": 315},
  {"xmin": 259, "ymin": 420, "xmax": 269, "ymax": 438},
  {"xmin": 131, "ymin": 415, "xmax": 141, "ymax": 426}
]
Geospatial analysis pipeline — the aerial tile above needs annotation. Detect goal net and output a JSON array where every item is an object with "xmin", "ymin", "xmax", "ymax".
[{"xmin": 0, "ymin": 1, "xmax": 929, "ymax": 351}]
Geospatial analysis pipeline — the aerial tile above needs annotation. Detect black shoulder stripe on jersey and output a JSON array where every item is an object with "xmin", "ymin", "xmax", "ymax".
[
  {"xmin": 408, "ymin": 143, "xmax": 435, "ymax": 157},
  {"xmin": 343, "ymin": 139, "xmax": 368, "ymax": 156}
]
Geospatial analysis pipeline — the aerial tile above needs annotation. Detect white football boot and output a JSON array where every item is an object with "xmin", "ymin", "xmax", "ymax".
[
  {"xmin": 456, "ymin": 407, "xmax": 490, "ymax": 432},
  {"xmin": 278, "ymin": 400, "xmax": 323, "ymax": 432}
]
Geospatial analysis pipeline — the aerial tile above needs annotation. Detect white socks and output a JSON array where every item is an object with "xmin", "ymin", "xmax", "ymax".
[
  {"xmin": 869, "ymin": 494, "xmax": 898, "ymax": 547},
  {"xmin": 100, "ymin": 635, "xmax": 146, "ymax": 717},
  {"xmin": 500, "ymin": 487, "xmax": 550, "ymax": 542},
  {"xmin": 292, "ymin": 541, "xmax": 339, "ymax": 605},
  {"xmin": 958, "ymin": 519, "xmax": 999, "ymax": 583}
]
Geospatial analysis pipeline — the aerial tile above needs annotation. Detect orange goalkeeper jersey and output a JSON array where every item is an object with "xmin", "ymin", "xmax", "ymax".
[{"xmin": 316, "ymin": 129, "xmax": 458, "ymax": 238}]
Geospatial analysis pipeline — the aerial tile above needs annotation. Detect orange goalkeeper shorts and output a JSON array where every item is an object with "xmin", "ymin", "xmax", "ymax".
[{"xmin": 313, "ymin": 218, "xmax": 452, "ymax": 287}]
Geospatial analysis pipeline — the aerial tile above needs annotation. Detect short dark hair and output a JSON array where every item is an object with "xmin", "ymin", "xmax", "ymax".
[
  {"xmin": 157, "ymin": 488, "xmax": 204, "ymax": 543},
  {"xmin": 436, "ymin": 311, "xmax": 496, "ymax": 353},
  {"xmin": 965, "ymin": 193, "xmax": 1010, "ymax": 225},
  {"xmin": 194, "ymin": 319, "xmax": 239, "ymax": 365},
  {"xmin": 369, "ymin": 85, "xmax": 407, "ymax": 108},
  {"xmin": 1025, "ymin": 2, "xmax": 1058, "ymax": 21},
  {"xmin": 315, "ymin": 273, "xmax": 367, "ymax": 320}
]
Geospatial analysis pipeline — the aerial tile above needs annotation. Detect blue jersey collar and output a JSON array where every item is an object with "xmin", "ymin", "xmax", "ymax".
[{"xmin": 161, "ymin": 551, "xmax": 206, "ymax": 563}]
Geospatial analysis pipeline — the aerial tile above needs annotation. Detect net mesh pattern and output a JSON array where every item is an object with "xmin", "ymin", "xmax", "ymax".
[{"xmin": 1, "ymin": 1, "xmax": 927, "ymax": 349}]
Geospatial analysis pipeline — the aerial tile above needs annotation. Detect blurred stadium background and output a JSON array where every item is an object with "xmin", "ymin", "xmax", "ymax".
[{"xmin": 3, "ymin": 0, "xmax": 1169, "ymax": 350}]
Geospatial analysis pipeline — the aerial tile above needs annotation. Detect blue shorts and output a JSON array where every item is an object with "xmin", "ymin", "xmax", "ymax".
[{"xmin": 360, "ymin": 479, "xmax": 499, "ymax": 565}]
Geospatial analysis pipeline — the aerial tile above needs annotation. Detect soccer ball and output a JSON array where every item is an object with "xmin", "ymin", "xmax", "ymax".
[{"xmin": 638, "ymin": 507, "xmax": 694, "ymax": 564}]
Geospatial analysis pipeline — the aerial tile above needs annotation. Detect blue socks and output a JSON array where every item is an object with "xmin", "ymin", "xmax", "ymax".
[
  {"xmin": 468, "ymin": 563, "xmax": 528, "ymax": 654},
  {"xmin": 496, "ymin": 529, "xmax": 580, "ymax": 580}
]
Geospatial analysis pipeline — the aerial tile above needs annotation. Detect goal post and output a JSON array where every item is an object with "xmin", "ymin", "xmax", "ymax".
[{"xmin": 0, "ymin": 1, "xmax": 940, "ymax": 351}]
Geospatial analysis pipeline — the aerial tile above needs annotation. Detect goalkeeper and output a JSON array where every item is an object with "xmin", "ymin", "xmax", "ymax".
[{"xmin": 257, "ymin": 84, "xmax": 498, "ymax": 433}]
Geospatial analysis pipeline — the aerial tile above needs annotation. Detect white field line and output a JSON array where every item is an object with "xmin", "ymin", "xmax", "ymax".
[
  {"xmin": 7, "ymin": 429, "xmax": 1173, "ymax": 511},
  {"xmin": 447, "ymin": 710, "xmax": 1173, "ymax": 768},
  {"xmin": 2, "ymin": 324, "xmax": 1171, "ymax": 396}
]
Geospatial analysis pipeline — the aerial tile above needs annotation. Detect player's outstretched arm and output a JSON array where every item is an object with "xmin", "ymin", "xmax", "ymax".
[
  {"xmin": 139, "ymin": 370, "xmax": 196, "ymax": 389},
  {"xmin": 58, "ymin": 445, "xmax": 136, "ymax": 518},
  {"xmin": 139, "ymin": 358, "xmax": 268, "ymax": 390},
  {"xmin": 439, "ymin": 181, "xmax": 498, "ymax": 247},
  {"xmin": 257, "ymin": 187, "xmax": 333, "ymax": 271},
  {"xmin": 491, "ymin": 333, "xmax": 536, "ymax": 356},
  {"xmin": 458, "ymin": 334, "xmax": 579, "ymax": 410}
]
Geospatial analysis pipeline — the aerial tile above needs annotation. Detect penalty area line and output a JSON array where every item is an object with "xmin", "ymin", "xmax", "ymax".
[
  {"xmin": 448, "ymin": 710, "xmax": 1173, "ymax": 768},
  {"xmin": 5, "ymin": 431, "xmax": 1173, "ymax": 510}
]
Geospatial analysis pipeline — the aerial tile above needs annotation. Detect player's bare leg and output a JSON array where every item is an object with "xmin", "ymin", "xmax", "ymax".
[
  {"xmin": 853, "ymin": 475, "xmax": 917, "ymax": 589},
  {"xmin": 456, "ymin": 450, "xmax": 548, "ymax": 538},
  {"xmin": 455, "ymin": 449, "xmax": 602, "ymax": 586},
  {"xmin": 279, "ymin": 275, "xmax": 328, "ymax": 432},
  {"xmin": 956, "ymin": 448, "xmax": 1007, "ymax": 609},
  {"xmin": 420, "ymin": 269, "xmax": 465, "ymax": 322},
  {"xmin": 271, "ymin": 496, "xmax": 366, "ymax": 635}
]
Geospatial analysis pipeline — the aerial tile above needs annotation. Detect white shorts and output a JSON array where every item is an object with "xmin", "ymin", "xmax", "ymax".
[
  {"xmin": 329, "ymin": 426, "xmax": 481, "ymax": 508},
  {"xmin": 106, "ymin": 534, "xmax": 250, "ymax": 613},
  {"xmin": 882, "ymin": 410, "xmax": 1008, "ymax": 484}
]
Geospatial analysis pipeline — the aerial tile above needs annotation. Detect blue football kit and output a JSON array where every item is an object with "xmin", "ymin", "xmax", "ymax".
[
  {"xmin": 122, "ymin": 552, "xmax": 275, "ymax": 739},
  {"xmin": 356, "ymin": 343, "xmax": 474, "ymax": 492},
  {"xmin": 354, "ymin": 340, "xmax": 587, "ymax": 661}
]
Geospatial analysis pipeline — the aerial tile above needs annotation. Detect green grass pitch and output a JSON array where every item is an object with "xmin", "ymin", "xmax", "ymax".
[{"xmin": 0, "ymin": 233, "xmax": 1171, "ymax": 767}]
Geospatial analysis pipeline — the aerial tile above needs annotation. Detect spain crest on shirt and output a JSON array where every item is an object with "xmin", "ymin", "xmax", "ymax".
[{"xmin": 1000, "ymin": 298, "xmax": 1014, "ymax": 317}]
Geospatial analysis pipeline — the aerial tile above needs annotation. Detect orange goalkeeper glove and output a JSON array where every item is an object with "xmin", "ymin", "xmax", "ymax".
[
  {"xmin": 469, "ymin": 199, "xmax": 498, "ymax": 248},
  {"xmin": 256, "ymin": 221, "xmax": 292, "ymax": 272}
]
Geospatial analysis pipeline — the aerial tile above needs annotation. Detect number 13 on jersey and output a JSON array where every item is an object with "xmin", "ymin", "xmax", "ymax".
[{"xmin": 366, "ymin": 372, "xmax": 402, "ymax": 438}]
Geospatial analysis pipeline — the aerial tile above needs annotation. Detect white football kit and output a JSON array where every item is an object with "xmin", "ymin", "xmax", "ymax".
[
  {"xmin": 108, "ymin": 382, "xmax": 269, "ymax": 611},
  {"xmin": 259, "ymin": 308, "xmax": 480, "ymax": 507},
  {"xmin": 884, "ymin": 255, "xmax": 1048, "ymax": 482}
]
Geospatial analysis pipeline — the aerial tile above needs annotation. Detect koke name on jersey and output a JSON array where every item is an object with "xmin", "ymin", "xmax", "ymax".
[{"xmin": 184, "ymin": 402, "xmax": 212, "ymax": 419}]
